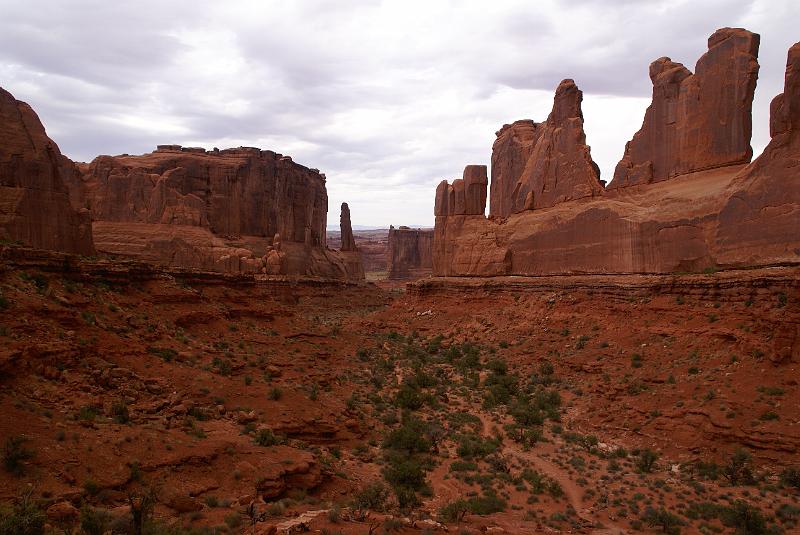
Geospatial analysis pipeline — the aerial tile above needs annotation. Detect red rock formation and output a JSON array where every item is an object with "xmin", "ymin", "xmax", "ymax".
[
  {"xmin": 387, "ymin": 226, "xmax": 433, "ymax": 280},
  {"xmin": 434, "ymin": 165, "xmax": 488, "ymax": 217},
  {"xmin": 490, "ymin": 120, "xmax": 539, "ymax": 217},
  {"xmin": 71, "ymin": 146, "xmax": 327, "ymax": 245},
  {"xmin": 609, "ymin": 28, "xmax": 760, "ymax": 189},
  {"xmin": 339, "ymin": 202, "xmax": 356, "ymax": 251},
  {"xmin": 0, "ymin": 87, "xmax": 94, "ymax": 254},
  {"xmin": 714, "ymin": 41, "xmax": 800, "ymax": 266},
  {"xmin": 64, "ymin": 145, "xmax": 363, "ymax": 280},
  {"xmin": 509, "ymin": 79, "xmax": 603, "ymax": 211},
  {"xmin": 336, "ymin": 202, "xmax": 364, "ymax": 279},
  {"xmin": 432, "ymin": 34, "xmax": 799, "ymax": 278}
]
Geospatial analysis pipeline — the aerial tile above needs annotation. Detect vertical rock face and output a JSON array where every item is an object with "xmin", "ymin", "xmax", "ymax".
[
  {"xmin": 511, "ymin": 79, "xmax": 603, "ymax": 211},
  {"xmin": 71, "ymin": 147, "xmax": 328, "ymax": 246},
  {"xmin": 490, "ymin": 120, "xmax": 539, "ymax": 217},
  {"xmin": 432, "ymin": 33, "xmax": 799, "ymax": 277},
  {"xmin": 434, "ymin": 165, "xmax": 488, "ymax": 216},
  {"xmin": 609, "ymin": 28, "xmax": 760, "ymax": 189},
  {"xmin": 0, "ymin": 87, "xmax": 95, "ymax": 254},
  {"xmin": 489, "ymin": 80, "xmax": 602, "ymax": 216},
  {"xmin": 387, "ymin": 226, "xmax": 433, "ymax": 280},
  {"xmin": 339, "ymin": 202, "xmax": 356, "ymax": 251},
  {"xmin": 715, "ymin": 41, "xmax": 800, "ymax": 266}
]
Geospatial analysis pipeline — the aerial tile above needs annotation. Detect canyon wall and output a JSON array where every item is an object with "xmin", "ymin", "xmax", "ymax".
[
  {"xmin": 434, "ymin": 31, "xmax": 800, "ymax": 277},
  {"xmin": 387, "ymin": 226, "xmax": 433, "ymax": 280},
  {"xmin": 66, "ymin": 146, "xmax": 363, "ymax": 280},
  {"xmin": 0, "ymin": 88, "xmax": 94, "ymax": 254},
  {"xmin": 0, "ymin": 87, "xmax": 363, "ymax": 280}
]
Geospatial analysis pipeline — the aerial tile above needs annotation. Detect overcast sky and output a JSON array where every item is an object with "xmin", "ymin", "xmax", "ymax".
[{"xmin": 1, "ymin": 1, "xmax": 797, "ymax": 227}]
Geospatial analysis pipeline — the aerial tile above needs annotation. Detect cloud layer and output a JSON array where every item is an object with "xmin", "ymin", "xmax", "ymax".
[{"xmin": 1, "ymin": 0, "xmax": 797, "ymax": 226}]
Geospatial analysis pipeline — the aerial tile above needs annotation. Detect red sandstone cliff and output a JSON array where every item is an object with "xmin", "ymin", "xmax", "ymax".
[
  {"xmin": 387, "ymin": 226, "xmax": 433, "ymax": 280},
  {"xmin": 609, "ymin": 28, "xmax": 760, "ymax": 189},
  {"xmin": 715, "ymin": 41, "xmax": 800, "ymax": 266},
  {"xmin": 490, "ymin": 120, "xmax": 539, "ymax": 217},
  {"xmin": 63, "ymin": 145, "xmax": 363, "ymax": 280},
  {"xmin": 508, "ymin": 79, "xmax": 603, "ymax": 212},
  {"xmin": 433, "ymin": 32, "xmax": 799, "ymax": 277},
  {"xmin": 0, "ymin": 87, "xmax": 94, "ymax": 254}
]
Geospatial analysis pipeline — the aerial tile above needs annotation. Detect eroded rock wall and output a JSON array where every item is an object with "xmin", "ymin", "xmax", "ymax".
[
  {"xmin": 387, "ymin": 226, "xmax": 433, "ymax": 280},
  {"xmin": 63, "ymin": 145, "xmax": 363, "ymax": 280},
  {"xmin": 609, "ymin": 28, "xmax": 760, "ymax": 189},
  {"xmin": 0, "ymin": 87, "xmax": 95, "ymax": 254},
  {"xmin": 433, "ymin": 33, "xmax": 799, "ymax": 277}
]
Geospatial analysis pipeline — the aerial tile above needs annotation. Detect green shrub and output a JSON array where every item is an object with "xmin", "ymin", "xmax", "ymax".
[
  {"xmin": 723, "ymin": 448, "xmax": 754, "ymax": 485},
  {"xmin": 112, "ymin": 400, "xmax": 130, "ymax": 424},
  {"xmin": 147, "ymin": 346, "xmax": 177, "ymax": 362},
  {"xmin": 0, "ymin": 491, "xmax": 45, "ymax": 535},
  {"xmin": 456, "ymin": 434, "xmax": 499, "ymax": 459},
  {"xmin": 80, "ymin": 506, "xmax": 111, "ymax": 535},
  {"xmin": 641, "ymin": 507, "xmax": 684, "ymax": 535},
  {"xmin": 2, "ymin": 436, "xmax": 34, "ymax": 476},
  {"xmin": 395, "ymin": 383, "xmax": 424, "ymax": 410},
  {"xmin": 440, "ymin": 499, "xmax": 470, "ymax": 522},
  {"xmin": 636, "ymin": 449, "xmax": 658, "ymax": 473},
  {"xmin": 254, "ymin": 429, "xmax": 284, "ymax": 447},
  {"xmin": 351, "ymin": 482, "xmax": 389, "ymax": 512},
  {"xmin": 268, "ymin": 387, "xmax": 282, "ymax": 400},
  {"xmin": 780, "ymin": 467, "xmax": 800, "ymax": 490},
  {"xmin": 468, "ymin": 492, "xmax": 506, "ymax": 515},
  {"xmin": 383, "ymin": 417, "xmax": 432, "ymax": 454},
  {"xmin": 224, "ymin": 512, "xmax": 242, "ymax": 529},
  {"xmin": 721, "ymin": 501, "xmax": 768, "ymax": 535}
]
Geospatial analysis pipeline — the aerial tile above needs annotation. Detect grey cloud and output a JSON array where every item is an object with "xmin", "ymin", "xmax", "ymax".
[{"xmin": 0, "ymin": 0, "xmax": 797, "ymax": 226}]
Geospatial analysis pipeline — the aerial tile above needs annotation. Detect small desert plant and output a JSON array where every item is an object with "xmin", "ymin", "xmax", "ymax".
[
  {"xmin": 636, "ymin": 449, "xmax": 658, "ymax": 473},
  {"xmin": 641, "ymin": 506, "xmax": 684, "ymax": 534},
  {"xmin": 2, "ymin": 436, "xmax": 34, "ymax": 476},
  {"xmin": 0, "ymin": 489, "xmax": 45, "ymax": 535},
  {"xmin": 253, "ymin": 429, "xmax": 283, "ymax": 447}
]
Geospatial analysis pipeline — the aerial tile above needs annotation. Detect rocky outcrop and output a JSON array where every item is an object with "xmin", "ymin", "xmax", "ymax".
[
  {"xmin": 434, "ymin": 165, "xmax": 488, "ymax": 216},
  {"xmin": 508, "ymin": 79, "xmax": 603, "ymax": 212},
  {"xmin": 335, "ymin": 202, "xmax": 365, "ymax": 280},
  {"xmin": 490, "ymin": 120, "xmax": 539, "ymax": 217},
  {"xmin": 387, "ymin": 226, "xmax": 433, "ymax": 280},
  {"xmin": 609, "ymin": 28, "xmax": 760, "ymax": 189},
  {"xmin": 61, "ymin": 145, "xmax": 363, "ymax": 280},
  {"xmin": 339, "ymin": 202, "xmax": 356, "ymax": 251},
  {"xmin": 432, "ymin": 33, "xmax": 800, "ymax": 277},
  {"xmin": 0, "ymin": 87, "xmax": 94, "ymax": 254},
  {"xmin": 70, "ymin": 146, "xmax": 328, "ymax": 245},
  {"xmin": 714, "ymin": 41, "xmax": 800, "ymax": 267}
]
